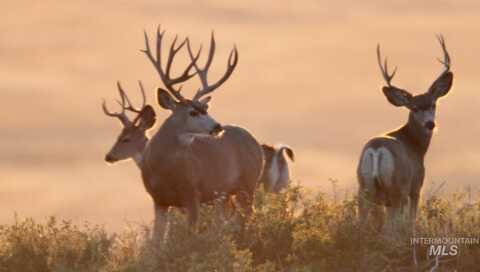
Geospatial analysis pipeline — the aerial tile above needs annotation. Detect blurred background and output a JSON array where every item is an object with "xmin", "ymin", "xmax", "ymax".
[{"xmin": 1, "ymin": 0, "xmax": 479, "ymax": 230}]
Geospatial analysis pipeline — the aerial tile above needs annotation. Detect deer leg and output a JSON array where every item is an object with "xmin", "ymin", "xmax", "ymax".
[
  {"xmin": 236, "ymin": 190, "xmax": 253, "ymax": 217},
  {"xmin": 384, "ymin": 205, "xmax": 396, "ymax": 234},
  {"xmin": 409, "ymin": 194, "xmax": 420, "ymax": 270},
  {"xmin": 213, "ymin": 193, "xmax": 232, "ymax": 219},
  {"xmin": 371, "ymin": 204, "xmax": 385, "ymax": 231},
  {"xmin": 153, "ymin": 204, "xmax": 169, "ymax": 244},
  {"xmin": 403, "ymin": 196, "xmax": 410, "ymax": 221},
  {"xmin": 410, "ymin": 193, "xmax": 420, "ymax": 231},
  {"xmin": 394, "ymin": 194, "xmax": 409, "ymax": 230},
  {"xmin": 222, "ymin": 195, "xmax": 236, "ymax": 218},
  {"xmin": 235, "ymin": 175, "xmax": 257, "ymax": 218},
  {"xmin": 184, "ymin": 190, "xmax": 200, "ymax": 227},
  {"xmin": 358, "ymin": 187, "xmax": 372, "ymax": 228}
]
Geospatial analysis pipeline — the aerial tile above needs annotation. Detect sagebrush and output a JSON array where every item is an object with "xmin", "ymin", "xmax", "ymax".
[{"xmin": 1, "ymin": 185, "xmax": 478, "ymax": 271}]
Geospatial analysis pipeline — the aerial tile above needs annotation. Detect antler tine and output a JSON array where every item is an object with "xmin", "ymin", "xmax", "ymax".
[
  {"xmin": 129, "ymin": 81, "xmax": 149, "ymax": 125},
  {"xmin": 204, "ymin": 31, "xmax": 216, "ymax": 75},
  {"xmin": 142, "ymin": 26, "xmax": 201, "ymax": 103},
  {"xmin": 376, "ymin": 44, "xmax": 397, "ymax": 87},
  {"xmin": 102, "ymin": 99, "xmax": 123, "ymax": 117},
  {"xmin": 137, "ymin": 80, "xmax": 147, "ymax": 109},
  {"xmin": 165, "ymin": 35, "xmax": 188, "ymax": 79},
  {"xmin": 102, "ymin": 90, "xmax": 130, "ymax": 125},
  {"xmin": 116, "ymin": 81, "xmax": 129, "ymax": 107},
  {"xmin": 117, "ymin": 81, "xmax": 143, "ymax": 113},
  {"xmin": 186, "ymin": 39, "xmax": 206, "ymax": 88},
  {"xmin": 207, "ymin": 45, "xmax": 238, "ymax": 91},
  {"xmin": 436, "ymin": 34, "xmax": 450, "ymax": 72},
  {"xmin": 142, "ymin": 28, "xmax": 172, "ymax": 95},
  {"xmin": 188, "ymin": 31, "xmax": 239, "ymax": 101},
  {"xmin": 155, "ymin": 26, "xmax": 164, "ymax": 73},
  {"xmin": 165, "ymin": 37, "xmax": 202, "ymax": 102}
]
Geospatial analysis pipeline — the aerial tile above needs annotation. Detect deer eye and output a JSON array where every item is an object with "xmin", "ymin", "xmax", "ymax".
[
  {"xmin": 189, "ymin": 110, "xmax": 199, "ymax": 117},
  {"xmin": 411, "ymin": 106, "xmax": 419, "ymax": 112},
  {"xmin": 121, "ymin": 138, "xmax": 131, "ymax": 143}
]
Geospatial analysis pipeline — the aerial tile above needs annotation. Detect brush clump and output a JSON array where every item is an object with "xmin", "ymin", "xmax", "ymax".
[{"xmin": 1, "ymin": 185, "xmax": 478, "ymax": 272}]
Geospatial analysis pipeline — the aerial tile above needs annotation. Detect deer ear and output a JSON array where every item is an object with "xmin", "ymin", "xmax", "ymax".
[
  {"xmin": 282, "ymin": 147, "xmax": 295, "ymax": 162},
  {"xmin": 157, "ymin": 88, "xmax": 177, "ymax": 110},
  {"xmin": 428, "ymin": 71, "xmax": 453, "ymax": 100},
  {"xmin": 382, "ymin": 87, "xmax": 413, "ymax": 107},
  {"xmin": 198, "ymin": 96, "xmax": 211, "ymax": 110},
  {"xmin": 137, "ymin": 105, "xmax": 156, "ymax": 130},
  {"xmin": 199, "ymin": 96, "xmax": 211, "ymax": 105},
  {"xmin": 261, "ymin": 144, "xmax": 275, "ymax": 153}
]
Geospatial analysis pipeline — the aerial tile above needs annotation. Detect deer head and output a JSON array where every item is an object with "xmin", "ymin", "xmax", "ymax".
[
  {"xmin": 103, "ymin": 81, "xmax": 156, "ymax": 163},
  {"xmin": 142, "ymin": 27, "xmax": 238, "ymax": 144},
  {"xmin": 377, "ymin": 35, "xmax": 453, "ymax": 134}
]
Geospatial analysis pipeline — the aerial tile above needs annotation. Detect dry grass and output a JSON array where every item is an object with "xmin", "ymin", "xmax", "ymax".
[{"xmin": 1, "ymin": 185, "xmax": 478, "ymax": 272}]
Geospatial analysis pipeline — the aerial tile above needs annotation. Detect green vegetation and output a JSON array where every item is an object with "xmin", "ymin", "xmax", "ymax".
[{"xmin": 1, "ymin": 185, "xmax": 478, "ymax": 271}]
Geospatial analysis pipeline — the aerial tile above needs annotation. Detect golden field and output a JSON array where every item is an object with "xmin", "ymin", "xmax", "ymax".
[{"xmin": 1, "ymin": 0, "xmax": 480, "ymax": 230}]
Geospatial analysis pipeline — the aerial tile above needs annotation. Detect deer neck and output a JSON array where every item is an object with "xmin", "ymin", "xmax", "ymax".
[
  {"xmin": 132, "ymin": 153, "xmax": 143, "ymax": 168},
  {"xmin": 392, "ymin": 114, "xmax": 432, "ymax": 159},
  {"xmin": 151, "ymin": 117, "xmax": 192, "ymax": 153},
  {"xmin": 132, "ymin": 136, "xmax": 149, "ymax": 169}
]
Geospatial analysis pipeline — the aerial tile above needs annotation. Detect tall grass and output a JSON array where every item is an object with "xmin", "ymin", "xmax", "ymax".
[{"xmin": 1, "ymin": 185, "xmax": 478, "ymax": 271}]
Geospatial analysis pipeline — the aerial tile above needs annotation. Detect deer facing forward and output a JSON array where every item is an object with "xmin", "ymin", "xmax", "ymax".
[
  {"xmin": 103, "ymin": 28, "xmax": 264, "ymax": 239},
  {"xmin": 357, "ymin": 36, "xmax": 454, "ymax": 231}
]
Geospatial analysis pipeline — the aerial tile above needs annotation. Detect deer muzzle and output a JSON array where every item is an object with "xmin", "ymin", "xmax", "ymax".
[
  {"xmin": 425, "ymin": 121, "xmax": 436, "ymax": 131},
  {"xmin": 210, "ymin": 123, "xmax": 224, "ymax": 136},
  {"xmin": 105, "ymin": 154, "xmax": 117, "ymax": 163}
]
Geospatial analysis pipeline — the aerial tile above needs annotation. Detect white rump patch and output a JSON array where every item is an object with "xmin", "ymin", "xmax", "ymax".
[
  {"xmin": 359, "ymin": 147, "xmax": 395, "ymax": 187},
  {"xmin": 376, "ymin": 147, "xmax": 395, "ymax": 186},
  {"xmin": 267, "ymin": 154, "xmax": 280, "ymax": 190},
  {"xmin": 276, "ymin": 157, "xmax": 290, "ymax": 191},
  {"xmin": 360, "ymin": 148, "xmax": 377, "ymax": 178},
  {"xmin": 265, "ymin": 147, "xmax": 291, "ymax": 192}
]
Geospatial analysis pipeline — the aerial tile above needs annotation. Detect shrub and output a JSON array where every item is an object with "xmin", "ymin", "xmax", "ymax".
[
  {"xmin": 0, "ymin": 217, "xmax": 112, "ymax": 272},
  {"xmin": 0, "ymin": 184, "xmax": 478, "ymax": 271}
]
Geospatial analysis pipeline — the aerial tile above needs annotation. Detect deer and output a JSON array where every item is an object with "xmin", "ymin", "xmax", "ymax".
[
  {"xmin": 259, "ymin": 144, "xmax": 294, "ymax": 193},
  {"xmin": 357, "ymin": 35, "xmax": 453, "ymax": 232},
  {"xmin": 102, "ymin": 28, "xmax": 264, "ymax": 240}
]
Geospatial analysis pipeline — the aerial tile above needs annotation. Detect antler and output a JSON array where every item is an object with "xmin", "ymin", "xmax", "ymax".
[
  {"xmin": 116, "ymin": 81, "xmax": 146, "ymax": 113},
  {"xmin": 435, "ymin": 34, "xmax": 451, "ymax": 75},
  {"xmin": 187, "ymin": 32, "xmax": 238, "ymax": 101},
  {"xmin": 142, "ymin": 26, "xmax": 201, "ymax": 102},
  {"xmin": 102, "ymin": 81, "xmax": 146, "ymax": 125},
  {"xmin": 376, "ymin": 44, "xmax": 397, "ymax": 87}
]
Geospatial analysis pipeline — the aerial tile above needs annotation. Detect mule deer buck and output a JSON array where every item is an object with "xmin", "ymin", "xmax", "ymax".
[
  {"xmin": 260, "ymin": 144, "xmax": 294, "ymax": 192},
  {"xmin": 103, "ymin": 28, "xmax": 264, "ymax": 239},
  {"xmin": 357, "ymin": 35, "xmax": 453, "ymax": 231}
]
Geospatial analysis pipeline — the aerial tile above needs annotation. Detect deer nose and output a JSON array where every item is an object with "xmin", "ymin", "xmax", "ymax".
[
  {"xmin": 425, "ymin": 121, "xmax": 436, "ymax": 130},
  {"xmin": 211, "ymin": 123, "xmax": 223, "ymax": 135},
  {"xmin": 105, "ymin": 154, "xmax": 115, "ymax": 163}
]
